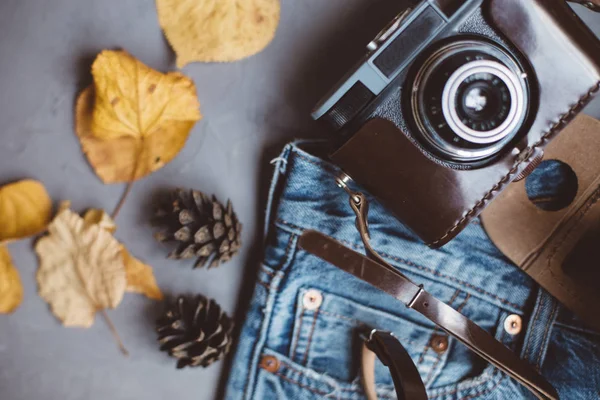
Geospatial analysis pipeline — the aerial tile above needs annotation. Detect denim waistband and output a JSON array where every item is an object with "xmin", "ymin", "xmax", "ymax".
[{"xmin": 267, "ymin": 141, "xmax": 536, "ymax": 314}]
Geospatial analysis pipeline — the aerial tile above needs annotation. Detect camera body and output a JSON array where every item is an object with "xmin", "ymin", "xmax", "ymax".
[{"xmin": 314, "ymin": 0, "xmax": 600, "ymax": 247}]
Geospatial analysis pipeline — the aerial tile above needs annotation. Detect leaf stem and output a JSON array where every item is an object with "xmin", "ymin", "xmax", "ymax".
[
  {"xmin": 100, "ymin": 309, "xmax": 129, "ymax": 357},
  {"xmin": 111, "ymin": 181, "xmax": 134, "ymax": 220}
]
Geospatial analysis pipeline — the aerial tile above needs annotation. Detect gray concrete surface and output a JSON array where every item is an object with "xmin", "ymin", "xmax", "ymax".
[{"xmin": 0, "ymin": 1, "xmax": 599, "ymax": 400}]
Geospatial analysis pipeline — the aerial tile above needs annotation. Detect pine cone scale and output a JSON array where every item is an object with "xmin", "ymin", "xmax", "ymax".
[{"xmin": 194, "ymin": 225, "xmax": 212, "ymax": 244}]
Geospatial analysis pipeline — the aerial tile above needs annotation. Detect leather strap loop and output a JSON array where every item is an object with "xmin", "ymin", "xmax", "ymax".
[{"xmin": 360, "ymin": 330, "xmax": 428, "ymax": 400}]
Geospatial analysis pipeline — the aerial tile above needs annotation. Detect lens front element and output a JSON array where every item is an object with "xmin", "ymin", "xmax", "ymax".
[
  {"xmin": 410, "ymin": 39, "xmax": 531, "ymax": 162},
  {"xmin": 457, "ymin": 77, "xmax": 509, "ymax": 131},
  {"xmin": 443, "ymin": 60, "xmax": 524, "ymax": 145}
]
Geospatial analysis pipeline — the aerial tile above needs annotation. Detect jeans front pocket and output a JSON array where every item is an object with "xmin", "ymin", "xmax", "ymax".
[
  {"xmin": 255, "ymin": 349, "xmax": 398, "ymax": 400},
  {"xmin": 288, "ymin": 288, "xmax": 443, "ymax": 389},
  {"xmin": 258, "ymin": 283, "xmax": 528, "ymax": 400}
]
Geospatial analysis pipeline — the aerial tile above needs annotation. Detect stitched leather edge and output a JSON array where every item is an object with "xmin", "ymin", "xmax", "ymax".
[{"xmin": 430, "ymin": 81, "xmax": 600, "ymax": 247}]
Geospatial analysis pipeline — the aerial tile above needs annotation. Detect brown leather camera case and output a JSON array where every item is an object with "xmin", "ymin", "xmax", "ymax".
[
  {"xmin": 482, "ymin": 114, "xmax": 600, "ymax": 332},
  {"xmin": 331, "ymin": 0, "xmax": 600, "ymax": 247}
]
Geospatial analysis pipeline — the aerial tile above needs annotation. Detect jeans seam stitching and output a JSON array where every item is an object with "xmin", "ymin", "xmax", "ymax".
[
  {"xmin": 290, "ymin": 308, "xmax": 305, "ymax": 363},
  {"xmin": 535, "ymin": 300, "xmax": 558, "ymax": 369},
  {"xmin": 273, "ymin": 358, "xmax": 398, "ymax": 399},
  {"xmin": 283, "ymin": 234, "xmax": 295, "ymax": 269},
  {"xmin": 266, "ymin": 369, "xmax": 332, "ymax": 397},
  {"xmin": 260, "ymin": 265, "xmax": 276, "ymax": 278},
  {"xmin": 244, "ymin": 234, "xmax": 297, "ymax": 400},
  {"xmin": 301, "ymin": 309, "xmax": 320, "ymax": 365},
  {"xmin": 256, "ymin": 280, "xmax": 271, "ymax": 290},
  {"xmin": 457, "ymin": 293, "xmax": 471, "ymax": 314},
  {"xmin": 424, "ymin": 356, "xmax": 443, "ymax": 388},
  {"xmin": 428, "ymin": 370, "xmax": 503, "ymax": 398},
  {"xmin": 523, "ymin": 291, "xmax": 545, "ymax": 362},
  {"xmin": 457, "ymin": 373, "xmax": 506, "ymax": 400},
  {"xmin": 244, "ymin": 272, "xmax": 286, "ymax": 400},
  {"xmin": 554, "ymin": 321, "xmax": 600, "ymax": 337}
]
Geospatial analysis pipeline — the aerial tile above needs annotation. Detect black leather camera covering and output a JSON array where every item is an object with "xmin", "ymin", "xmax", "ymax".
[{"xmin": 331, "ymin": 0, "xmax": 600, "ymax": 247}]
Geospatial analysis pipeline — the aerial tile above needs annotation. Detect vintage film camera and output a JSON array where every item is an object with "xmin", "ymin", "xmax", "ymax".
[{"xmin": 313, "ymin": 0, "xmax": 600, "ymax": 247}]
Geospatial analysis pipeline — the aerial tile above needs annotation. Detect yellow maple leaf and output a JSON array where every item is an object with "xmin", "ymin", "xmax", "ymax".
[
  {"xmin": 75, "ymin": 50, "xmax": 202, "ymax": 183},
  {"xmin": 0, "ymin": 246, "xmax": 23, "ymax": 314},
  {"xmin": 83, "ymin": 209, "xmax": 163, "ymax": 300},
  {"xmin": 35, "ymin": 208, "xmax": 126, "ymax": 328},
  {"xmin": 156, "ymin": 0, "xmax": 281, "ymax": 67},
  {"xmin": 0, "ymin": 180, "xmax": 52, "ymax": 243}
]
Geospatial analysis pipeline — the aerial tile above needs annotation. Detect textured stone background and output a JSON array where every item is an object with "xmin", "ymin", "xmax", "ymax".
[{"xmin": 0, "ymin": 1, "xmax": 598, "ymax": 399}]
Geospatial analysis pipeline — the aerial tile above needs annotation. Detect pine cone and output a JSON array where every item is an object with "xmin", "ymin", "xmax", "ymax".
[
  {"xmin": 153, "ymin": 189, "xmax": 242, "ymax": 268},
  {"xmin": 156, "ymin": 295, "xmax": 234, "ymax": 369}
]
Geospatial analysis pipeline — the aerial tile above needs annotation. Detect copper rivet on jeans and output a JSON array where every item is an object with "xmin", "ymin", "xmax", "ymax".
[
  {"xmin": 260, "ymin": 355, "xmax": 280, "ymax": 373},
  {"xmin": 430, "ymin": 334, "xmax": 449, "ymax": 354},
  {"xmin": 303, "ymin": 289, "xmax": 323, "ymax": 310},
  {"xmin": 504, "ymin": 314, "xmax": 523, "ymax": 335}
]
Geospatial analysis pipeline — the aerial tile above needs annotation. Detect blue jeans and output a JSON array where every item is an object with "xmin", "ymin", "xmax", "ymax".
[{"xmin": 225, "ymin": 142, "xmax": 600, "ymax": 400}]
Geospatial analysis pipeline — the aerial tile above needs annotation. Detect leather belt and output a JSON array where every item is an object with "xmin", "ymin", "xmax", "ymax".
[{"xmin": 298, "ymin": 187, "xmax": 560, "ymax": 400}]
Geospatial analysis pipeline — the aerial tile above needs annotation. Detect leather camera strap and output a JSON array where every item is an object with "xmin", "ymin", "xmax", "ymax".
[
  {"xmin": 300, "ymin": 230, "xmax": 559, "ymax": 400},
  {"xmin": 298, "ymin": 190, "xmax": 559, "ymax": 400}
]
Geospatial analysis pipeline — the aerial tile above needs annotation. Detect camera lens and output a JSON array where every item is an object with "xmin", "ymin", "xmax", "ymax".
[
  {"xmin": 442, "ymin": 59, "xmax": 524, "ymax": 145},
  {"xmin": 456, "ymin": 73, "xmax": 510, "ymax": 132},
  {"xmin": 409, "ymin": 39, "xmax": 531, "ymax": 162}
]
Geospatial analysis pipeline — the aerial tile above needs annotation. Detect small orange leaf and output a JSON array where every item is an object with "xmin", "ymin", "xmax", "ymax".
[
  {"xmin": 0, "ymin": 246, "xmax": 24, "ymax": 314},
  {"xmin": 122, "ymin": 248, "xmax": 163, "ymax": 301}
]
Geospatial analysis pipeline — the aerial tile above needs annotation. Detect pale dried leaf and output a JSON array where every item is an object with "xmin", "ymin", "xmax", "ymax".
[
  {"xmin": 35, "ymin": 208, "xmax": 126, "ymax": 328},
  {"xmin": 0, "ymin": 246, "xmax": 23, "ymax": 314},
  {"xmin": 156, "ymin": 0, "xmax": 281, "ymax": 66},
  {"xmin": 84, "ymin": 208, "xmax": 163, "ymax": 301}
]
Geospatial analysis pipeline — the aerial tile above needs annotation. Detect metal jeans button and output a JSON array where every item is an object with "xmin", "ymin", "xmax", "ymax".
[
  {"xmin": 303, "ymin": 289, "xmax": 323, "ymax": 310},
  {"xmin": 504, "ymin": 314, "xmax": 523, "ymax": 335},
  {"xmin": 259, "ymin": 355, "xmax": 280, "ymax": 373},
  {"xmin": 430, "ymin": 334, "xmax": 449, "ymax": 354}
]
